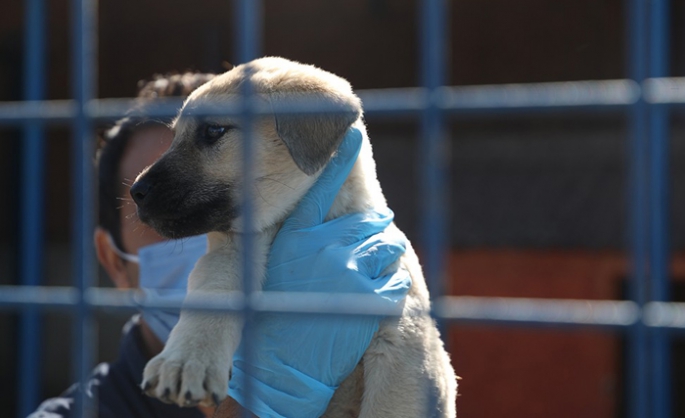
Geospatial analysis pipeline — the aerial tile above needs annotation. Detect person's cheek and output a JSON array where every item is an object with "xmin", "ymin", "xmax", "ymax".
[{"xmin": 124, "ymin": 262, "xmax": 140, "ymax": 288}]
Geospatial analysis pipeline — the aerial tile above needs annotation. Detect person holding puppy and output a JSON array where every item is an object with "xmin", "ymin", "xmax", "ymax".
[
  {"xmin": 29, "ymin": 72, "xmax": 216, "ymax": 418},
  {"xmin": 29, "ymin": 72, "xmax": 410, "ymax": 418}
]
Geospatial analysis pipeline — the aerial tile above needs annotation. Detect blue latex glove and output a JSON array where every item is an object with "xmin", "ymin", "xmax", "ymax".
[{"xmin": 228, "ymin": 127, "xmax": 412, "ymax": 418}]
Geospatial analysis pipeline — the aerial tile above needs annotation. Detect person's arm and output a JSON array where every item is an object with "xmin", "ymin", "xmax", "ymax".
[{"xmin": 213, "ymin": 397, "xmax": 256, "ymax": 418}]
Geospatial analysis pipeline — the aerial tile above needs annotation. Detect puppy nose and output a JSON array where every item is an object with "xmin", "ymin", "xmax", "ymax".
[{"xmin": 130, "ymin": 179, "xmax": 152, "ymax": 206}]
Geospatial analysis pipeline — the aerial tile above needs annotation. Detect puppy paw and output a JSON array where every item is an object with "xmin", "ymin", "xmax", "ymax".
[{"xmin": 141, "ymin": 348, "xmax": 230, "ymax": 407}]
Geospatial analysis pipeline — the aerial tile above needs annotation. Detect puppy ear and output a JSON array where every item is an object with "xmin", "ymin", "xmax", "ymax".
[{"xmin": 270, "ymin": 90, "xmax": 362, "ymax": 175}]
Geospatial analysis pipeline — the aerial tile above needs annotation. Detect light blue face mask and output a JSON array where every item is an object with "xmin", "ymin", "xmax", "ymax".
[{"xmin": 108, "ymin": 234, "xmax": 208, "ymax": 343}]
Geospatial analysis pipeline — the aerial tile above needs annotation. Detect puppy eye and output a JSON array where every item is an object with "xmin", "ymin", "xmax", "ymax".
[{"xmin": 200, "ymin": 124, "xmax": 231, "ymax": 144}]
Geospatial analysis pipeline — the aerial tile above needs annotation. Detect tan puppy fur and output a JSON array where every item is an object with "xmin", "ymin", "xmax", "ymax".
[{"xmin": 132, "ymin": 57, "xmax": 457, "ymax": 417}]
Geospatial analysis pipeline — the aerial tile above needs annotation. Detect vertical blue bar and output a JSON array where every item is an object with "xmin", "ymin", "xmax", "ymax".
[
  {"xmin": 235, "ymin": 0, "xmax": 261, "ymax": 65},
  {"xmin": 70, "ymin": 0, "xmax": 97, "ymax": 416},
  {"xmin": 649, "ymin": 0, "xmax": 671, "ymax": 416},
  {"xmin": 420, "ymin": 0, "xmax": 448, "ymax": 416},
  {"xmin": 17, "ymin": 0, "xmax": 46, "ymax": 415},
  {"xmin": 233, "ymin": 0, "xmax": 261, "ymax": 416},
  {"xmin": 627, "ymin": 0, "xmax": 649, "ymax": 417},
  {"xmin": 420, "ymin": 0, "xmax": 448, "ymax": 301}
]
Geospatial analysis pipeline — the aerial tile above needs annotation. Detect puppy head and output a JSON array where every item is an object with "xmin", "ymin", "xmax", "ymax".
[{"xmin": 130, "ymin": 57, "xmax": 362, "ymax": 238}]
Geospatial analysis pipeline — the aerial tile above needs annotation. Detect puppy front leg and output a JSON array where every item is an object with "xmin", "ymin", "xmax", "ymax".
[
  {"xmin": 142, "ymin": 233, "xmax": 268, "ymax": 408},
  {"xmin": 142, "ymin": 294, "xmax": 241, "ymax": 407}
]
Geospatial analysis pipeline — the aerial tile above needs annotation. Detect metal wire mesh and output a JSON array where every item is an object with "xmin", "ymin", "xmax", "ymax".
[{"xmin": 2, "ymin": 0, "xmax": 678, "ymax": 417}]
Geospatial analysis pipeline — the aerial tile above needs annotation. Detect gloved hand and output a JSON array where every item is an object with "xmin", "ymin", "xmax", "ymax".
[{"xmin": 228, "ymin": 127, "xmax": 412, "ymax": 418}]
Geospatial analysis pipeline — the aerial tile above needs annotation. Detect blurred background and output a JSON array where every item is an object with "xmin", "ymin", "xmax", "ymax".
[{"xmin": 2, "ymin": 0, "xmax": 685, "ymax": 417}]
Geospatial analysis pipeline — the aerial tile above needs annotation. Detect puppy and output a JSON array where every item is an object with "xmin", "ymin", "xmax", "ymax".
[{"xmin": 131, "ymin": 57, "xmax": 457, "ymax": 417}]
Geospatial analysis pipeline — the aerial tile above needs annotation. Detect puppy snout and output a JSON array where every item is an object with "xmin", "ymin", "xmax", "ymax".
[{"xmin": 130, "ymin": 178, "xmax": 153, "ymax": 207}]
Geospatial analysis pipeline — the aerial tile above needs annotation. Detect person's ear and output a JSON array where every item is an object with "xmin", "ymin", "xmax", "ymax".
[{"xmin": 94, "ymin": 227, "xmax": 134, "ymax": 289}]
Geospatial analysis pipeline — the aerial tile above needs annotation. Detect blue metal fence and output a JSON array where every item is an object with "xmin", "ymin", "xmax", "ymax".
[{"xmin": 1, "ymin": 0, "xmax": 683, "ymax": 417}]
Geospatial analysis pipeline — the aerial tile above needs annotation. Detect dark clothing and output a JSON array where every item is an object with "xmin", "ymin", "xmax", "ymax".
[{"xmin": 28, "ymin": 316, "xmax": 204, "ymax": 418}]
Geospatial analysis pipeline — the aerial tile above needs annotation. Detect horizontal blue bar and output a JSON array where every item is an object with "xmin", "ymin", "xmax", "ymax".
[
  {"xmin": 0, "ymin": 285, "xmax": 669, "ymax": 329},
  {"xmin": 0, "ymin": 79, "xmax": 644, "ymax": 125}
]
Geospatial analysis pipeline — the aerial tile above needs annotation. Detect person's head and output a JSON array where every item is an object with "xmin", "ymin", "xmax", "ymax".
[{"xmin": 94, "ymin": 72, "xmax": 215, "ymax": 289}]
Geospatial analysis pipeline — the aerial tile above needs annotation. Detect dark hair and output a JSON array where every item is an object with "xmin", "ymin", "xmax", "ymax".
[{"xmin": 95, "ymin": 72, "xmax": 215, "ymax": 250}]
